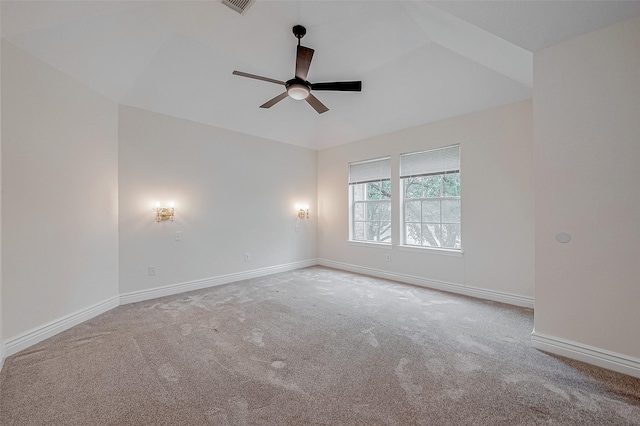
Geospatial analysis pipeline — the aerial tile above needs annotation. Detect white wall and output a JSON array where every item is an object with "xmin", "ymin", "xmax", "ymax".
[
  {"xmin": 118, "ymin": 106, "xmax": 317, "ymax": 295},
  {"xmin": 533, "ymin": 16, "xmax": 640, "ymax": 360},
  {"xmin": 1, "ymin": 41, "xmax": 119, "ymax": 340},
  {"xmin": 318, "ymin": 100, "xmax": 534, "ymax": 302}
]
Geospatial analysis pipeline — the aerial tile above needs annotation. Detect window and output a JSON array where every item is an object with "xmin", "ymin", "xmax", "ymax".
[
  {"xmin": 401, "ymin": 145, "xmax": 461, "ymax": 250},
  {"xmin": 349, "ymin": 157, "xmax": 391, "ymax": 243}
]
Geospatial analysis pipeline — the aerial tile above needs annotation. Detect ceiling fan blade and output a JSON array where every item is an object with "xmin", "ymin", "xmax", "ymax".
[
  {"xmin": 310, "ymin": 81, "xmax": 362, "ymax": 92},
  {"xmin": 305, "ymin": 94, "xmax": 329, "ymax": 114},
  {"xmin": 295, "ymin": 46, "xmax": 314, "ymax": 81},
  {"xmin": 260, "ymin": 92, "xmax": 289, "ymax": 109},
  {"xmin": 233, "ymin": 70, "xmax": 285, "ymax": 86}
]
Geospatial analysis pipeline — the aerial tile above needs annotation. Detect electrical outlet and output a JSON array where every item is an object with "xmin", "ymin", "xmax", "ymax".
[
  {"xmin": 385, "ymin": 253, "xmax": 391, "ymax": 262},
  {"xmin": 244, "ymin": 253, "xmax": 251, "ymax": 262},
  {"xmin": 295, "ymin": 224, "xmax": 299, "ymax": 232},
  {"xmin": 174, "ymin": 231, "xmax": 182, "ymax": 241},
  {"xmin": 148, "ymin": 266, "xmax": 156, "ymax": 276}
]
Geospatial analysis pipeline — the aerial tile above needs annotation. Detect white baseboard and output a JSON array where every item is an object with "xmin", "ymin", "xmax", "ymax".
[
  {"xmin": 1, "ymin": 260, "xmax": 318, "ymax": 363},
  {"xmin": 318, "ymin": 258, "xmax": 534, "ymax": 309},
  {"xmin": 120, "ymin": 259, "xmax": 318, "ymax": 305},
  {"xmin": 531, "ymin": 331, "xmax": 640, "ymax": 379},
  {"xmin": 3, "ymin": 295, "xmax": 120, "ymax": 359}
]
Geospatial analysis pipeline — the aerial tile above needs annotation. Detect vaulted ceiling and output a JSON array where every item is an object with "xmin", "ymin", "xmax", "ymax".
[{"xmin": 3, "ymin": 1, "xmax": 640, "ymax": 150}]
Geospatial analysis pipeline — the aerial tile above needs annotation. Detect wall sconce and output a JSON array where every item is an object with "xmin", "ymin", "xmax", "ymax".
[
  {"xmin": 297, "ymin": 204, "xmax": 309, "ymax": 219},
  {"xmin": 155, "ymin": 201, "xmax": 175, "ymax": 223}
]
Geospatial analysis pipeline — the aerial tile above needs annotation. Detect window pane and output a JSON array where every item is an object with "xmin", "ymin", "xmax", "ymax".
[
  {"xmin": 422, "ymin": 224, "xmax": 442, "ymax": 247},
  {"xmin": 380, "ymin": 180, "xmax": 391, "ymax": 199},
  {"xmin": 379, "ymin": 202, "xmax": 391, "ymax": 222},
  {"xmin": 442, "ymin": 199, "xmax": 460, "ymax": 223},
  {"xmin": 441, "ymin": 224, "xmax": 461, "ymax": 249},
  {"xmin": 405, "ymin": 223, "xmax": 421, "ymax": 245},
  {"xmin": 443, "ymin": 172, "xmax": 460, "ymax": 197},
  {"xmin": 366, "ymin": 221, "xmax": 380, "ymax": 241},
  {"xmin": 405, "ymin": 200, "xmax": 421, "ymax": 222},
  {"xmin": 380, "ymin": 222, "xmax": 391, "ymax": 242},
  {"xmin": 367, "ymin": 180, "xmax": 390, "ymax": 200},
  {"xmin": 404, "ymin": 177, "xmax": 422, "ymax": 199},
  {"xmin": 366, "ymin": 203, "xmax": 379, "ymax": 222},
  {"xmin": 366, "ymin": 182, "xmax": 381, "ymax": 200},
  {"xmin": 353, "ymin": 222, "xmax": 365, "ymax": 240},
  {"xmin": 353, "ymin": 183, "xmax": 365, "ymax": 201},
  {"xmin": 422, "ymin": 175, "xmax": 443, "ymax": 198},
  {"xmin": 422, "ymin": 200, "xmax": 440, "ymax": 222},
  {"xmin": 354, "ymin": 202, "xmax": 365, "ymax": 220}
]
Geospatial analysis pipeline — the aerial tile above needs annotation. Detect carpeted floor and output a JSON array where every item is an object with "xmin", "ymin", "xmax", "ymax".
[{"xmin": 1, "ymin": 266, "xmax": 639, "ymax": 425}]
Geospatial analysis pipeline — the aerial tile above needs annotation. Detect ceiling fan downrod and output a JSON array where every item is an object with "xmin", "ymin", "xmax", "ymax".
[{"xmin": 292, "ymin": 25, "xmax": 306, "ymax": 46}]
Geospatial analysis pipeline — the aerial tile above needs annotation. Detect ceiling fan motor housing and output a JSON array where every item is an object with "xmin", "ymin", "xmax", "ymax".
[
  {"xmin": 292, "ymin": 25, "xmax": 307, "ymax": 40},
  {"xmin": 286, "ymin": 78, "xmax": 310, "ymax": 100}
]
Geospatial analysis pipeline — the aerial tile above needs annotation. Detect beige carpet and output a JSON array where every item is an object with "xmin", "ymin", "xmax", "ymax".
[{"xmin": 1, "ymin": 266, "xmax": 639, "ymax": 425}]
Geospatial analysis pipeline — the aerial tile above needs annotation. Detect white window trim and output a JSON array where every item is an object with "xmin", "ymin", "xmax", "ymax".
[
  {"xmin": 348, "ymin": 240, "xmax": 392, "ymax": 248},
  {"xmin": 397, "ymin": 244, "xmax": 463, "ymax": 257}
]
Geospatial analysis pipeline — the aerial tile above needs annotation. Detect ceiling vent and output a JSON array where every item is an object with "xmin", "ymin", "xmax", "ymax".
[{"xmin": 221, "ymin": 0, "xmax": 254, "ymax": 14}]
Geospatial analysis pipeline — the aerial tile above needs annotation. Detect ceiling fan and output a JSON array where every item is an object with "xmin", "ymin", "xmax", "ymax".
[{"xmin": 232, "ymin": 25, "xmax": 362, "ymax": 114}]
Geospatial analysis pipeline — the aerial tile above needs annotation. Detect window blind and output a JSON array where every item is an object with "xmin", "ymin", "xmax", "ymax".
[
  {"xmin": 400, "ymin": 145, "xmax": 459, "ymax": 178},
  {"xmin": 349, "ymin": 157, "xmax": 391, "ymax": 184}
]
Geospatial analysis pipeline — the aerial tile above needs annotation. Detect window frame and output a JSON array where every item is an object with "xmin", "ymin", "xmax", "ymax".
[
  {"xmin": 400, "ymin": 145, "xmax": 462, "ymax": 252},
  {"xmin": 348, "ymin": 157, "xmax": 392, "ymax": 245}
]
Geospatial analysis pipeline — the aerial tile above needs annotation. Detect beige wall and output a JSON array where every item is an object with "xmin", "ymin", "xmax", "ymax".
[
  {"xmin": 0, "ymin": 6, "xmax": 4, "ymax": 366},
  {"xmin": 318, "ymin": 100, "xmax": 534, "ymax": 302},
  {"xmin": 533, "ymin": 15, "xmax": 640, "ymax": 360},
  {"xmin": 118, "ymin": 106, "xmax": 317, "ymax": 295},
  {"xmin": 1, "ymin": 41, "xmax": 119, "ymax": 339}
]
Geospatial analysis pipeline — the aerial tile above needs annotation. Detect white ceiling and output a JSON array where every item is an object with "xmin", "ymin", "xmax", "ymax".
[{"xmin": 2, "ymin": 1, "xmax": 640, "ymax": 150}]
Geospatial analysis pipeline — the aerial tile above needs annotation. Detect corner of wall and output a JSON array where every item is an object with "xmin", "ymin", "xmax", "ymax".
[
  {"xmin": 1, "ymin": 7, "xmax": 5, "ymax": 373},
  {"xmin": 531, "ymin": 331, "xmax": 640, "ymax": 379},
  {"xmin": 1, "ymin": 41, "xmax": 119, "ymax": 352},
  {"xmin": 533, "ymin": 14, "xmax": 640, "ymax": 365},
  {"xmin": 2, "ymin": 295, "xmax": 120, "ymax": 359}
]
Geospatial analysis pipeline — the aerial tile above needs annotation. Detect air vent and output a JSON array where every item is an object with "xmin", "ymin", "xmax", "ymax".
[{"xmin": 221, "ymin": 0, "xmax": 253, "ymax": 14}]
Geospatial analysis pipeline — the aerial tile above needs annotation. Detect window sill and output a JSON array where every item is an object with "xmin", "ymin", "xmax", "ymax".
[
  {"xmin": 348, "ymin": 240, "xmax": 393, "ymax": 249},
  {"xmin": 397, "ymin": 245, "xmax": 463, "ymax": 257}
]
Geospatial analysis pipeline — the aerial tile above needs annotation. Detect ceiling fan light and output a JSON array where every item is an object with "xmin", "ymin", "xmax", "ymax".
[{"xmin": 287, "ymin": 83, "xmax": 310, "ymax": 100}]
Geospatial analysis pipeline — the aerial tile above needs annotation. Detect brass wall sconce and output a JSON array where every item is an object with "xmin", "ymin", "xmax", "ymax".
[
  {"xmin": 156, "ymin": 201, "xmax": 175, "ymax": 222},
  {"xmin": 297, "ymin": 204, "xmax": 309, "ymax": 219}
]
